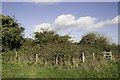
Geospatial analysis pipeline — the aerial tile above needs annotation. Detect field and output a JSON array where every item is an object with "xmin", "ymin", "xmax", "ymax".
[{"xmin": 2, "ymin": 61, "xmax": 119, "ymax": 78}]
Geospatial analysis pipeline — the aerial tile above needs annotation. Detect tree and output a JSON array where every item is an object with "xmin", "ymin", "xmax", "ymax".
[
  {"xmin": 1, "ymin": 14, "xmax": 25, "ymax": 51},
  {"xmin": 34, "ymin": 30, "xmax": 55, "ymax": 45},
  {"xmin": 79, "ymin": 32, "xmax": 111, "ymax": 52},
  {"xmin": 79, "ymin": 32, "xmax": 97, "ymax": 44}
]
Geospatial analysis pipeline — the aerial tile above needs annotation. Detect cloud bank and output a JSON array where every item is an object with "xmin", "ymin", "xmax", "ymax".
[
  {"xmin": 55, "ymin": 14, "xmax": 119, "ymax": 30},
  {"xmin": 34, "ymin": 14, "xmax": 119, "ymax": 32}
]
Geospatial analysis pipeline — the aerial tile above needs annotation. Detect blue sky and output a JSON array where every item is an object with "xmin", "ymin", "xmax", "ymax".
[{"xmin": 2, "ymin": 2, "xmax": 119, "ymax": 44}]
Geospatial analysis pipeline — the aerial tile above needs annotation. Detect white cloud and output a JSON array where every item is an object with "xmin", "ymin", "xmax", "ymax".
[
  {"xmin": 105, "ymin": 15, "xmax": 119, "ymax": 25},
  {"xmin": 55, "ymin": 14, "xmax": 76, "ymax": 27},
  {"xmin": 30, "ymin": 0, "xmax": 63, "ymax": 5},
  {"xmin": 34, "ymin": 14, "xmax": 119, "ymax": 33},
  {"xmin": 54, "ymin": 14, "xmax": 119, "ymax": 30},
  {"xmin": 34, "ymin": 23, "xmax": 53, "ymax": 32}
]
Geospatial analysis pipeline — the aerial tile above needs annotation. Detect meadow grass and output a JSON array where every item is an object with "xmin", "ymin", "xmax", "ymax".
[{"xmin": 2, "ymin": 61, "xmax": 119, "ymax": 78}]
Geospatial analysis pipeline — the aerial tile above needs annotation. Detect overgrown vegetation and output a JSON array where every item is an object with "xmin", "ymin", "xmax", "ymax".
[
  {"xmin": 2, "ymin": 61, "xmax": 119, "ymax": 78},
  {"xmin": 1, "ymin": 14, "xmax": 119, "ymax": 78}
]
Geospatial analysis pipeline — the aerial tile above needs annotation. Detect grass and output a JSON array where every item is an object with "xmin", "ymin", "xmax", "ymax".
[
  {"xmin": 0, "ymin": 59, "xmax": 2, "ymax": 79},
  {"xmin": 2, "ymin": 61, "xmax": 119, "ymax": 78}
]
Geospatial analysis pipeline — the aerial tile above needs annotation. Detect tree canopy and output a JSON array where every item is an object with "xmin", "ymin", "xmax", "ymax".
[{"xmin": 1, "ymin": 14, "xmax": 24, "ymax": 51}]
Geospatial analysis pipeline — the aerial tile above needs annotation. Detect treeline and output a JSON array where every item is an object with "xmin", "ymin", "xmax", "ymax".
[{"xmin": 1, "ymin": 14, "xmax": 119, "ymax": 68}]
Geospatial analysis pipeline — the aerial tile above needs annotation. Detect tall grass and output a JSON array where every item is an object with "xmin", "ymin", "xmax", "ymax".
[{"xmin": 2, "ymin": 60, "xmax": 119, "ymax": 78}]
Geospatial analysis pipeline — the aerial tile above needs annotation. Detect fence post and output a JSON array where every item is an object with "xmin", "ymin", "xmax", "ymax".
[
  {"xmin": 82, "ymin": 52, "xmax": 85, "ymax": 63},
  {"xmin": 55, "ymin": 53, "xmax": 58, "ymax": 65},
  {"xmin": 92, "ymin": 53, "xmax": 95, "ymax": 60},
  {"xmin": 35, "ymin": 54, "xmax": 38, "ymax": 64},
  {"xmin": 110, "ymin": 52, "xmax": 112, "ymax": 60},
  {"xmin": 14, "ymin": 50, "xmax": 18, "ymax": 61}
]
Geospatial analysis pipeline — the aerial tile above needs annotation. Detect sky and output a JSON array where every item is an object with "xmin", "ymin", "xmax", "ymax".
[
  {"xmin": 2, "ymin": 2, "xmax": 119, "ymax": 44},
  {"xmin": 2, "ymin": 0, "xmax": 120, "ymax": 2}
]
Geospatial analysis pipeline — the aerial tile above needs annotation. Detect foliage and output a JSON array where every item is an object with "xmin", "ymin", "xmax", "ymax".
[
  {"xmin": 79, "ymin": 32, "xmax": 112, "ymax": 52},
  {"xmin": 1, "ymin": 14, "xmax": 24, "ymax": 51},
  {"xmin": 34, "ymin": 30, "xmax": 71, "ymax": 46}
]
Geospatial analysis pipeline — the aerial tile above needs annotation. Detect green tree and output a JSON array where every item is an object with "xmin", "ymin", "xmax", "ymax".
[
  {"xmin": 1, "ymin": 14, "xmax": 24, "ymax": 51},
  {"xmin": 79, "ymin": 32, "xmax": 111, "ymax": 52},
  {"xmin": 79, "ymin": 32, "xmax": 97, "ymax": 44}
]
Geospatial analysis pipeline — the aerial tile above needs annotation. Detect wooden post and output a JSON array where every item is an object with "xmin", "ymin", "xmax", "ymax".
[
  {"xmin": 14, "ymin": 50, "xmax": 18, "ymax": 61},
  {"xmin": 35, "ymin": 54, "xmax": 38, "ymax": 64},
  {"xmin": 55, "ymin": 53, "xmax": 58, "ymax": 65},
  {"xmin": 82, "ymin": 53, "xmax": 85, "ymax": 63},
  {"xmin": 110, "ymin": 52, "xmax": 112, "ymax": 60},
  {"xmin": 92, "ymin": 53, "xmax": 95, "ymax": 60},
  {"xmin": 103, "ymin": 51, "xmax": 106, "ymax": 58}
]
